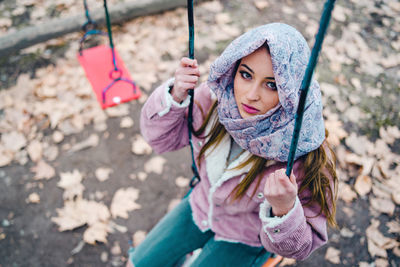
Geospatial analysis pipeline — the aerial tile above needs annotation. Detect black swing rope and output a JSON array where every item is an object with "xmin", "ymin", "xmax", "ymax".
[
  {"xmin": 187, "ymin": 0, "xmax": 201, "ymax": 190},
  {"xmin": 185, "ymin": 0, "xmax": 336, "ymax": 188}
]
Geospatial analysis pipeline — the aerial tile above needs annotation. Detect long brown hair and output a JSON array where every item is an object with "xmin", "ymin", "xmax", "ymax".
[{"xmin": 194, "ymin": 102, "xmax": 338, "ymax": 228}]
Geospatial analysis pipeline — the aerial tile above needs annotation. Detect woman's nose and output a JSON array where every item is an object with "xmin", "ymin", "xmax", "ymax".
[{"xmin": 246, "ymin": 84, "xmax": 260, "ymax": 101}]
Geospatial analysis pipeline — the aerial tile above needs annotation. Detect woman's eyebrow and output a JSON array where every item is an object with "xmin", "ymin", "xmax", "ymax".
[
  {"xmin": 241, "ymin": 64, "xmax": 254, "ymax": 73},
  {"xmin": 240, "ymin": 64, "xmax": 275, "ymax": 80}
]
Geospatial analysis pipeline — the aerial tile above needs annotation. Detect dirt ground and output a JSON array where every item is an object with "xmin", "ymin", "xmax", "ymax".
[{"xmin": 0, "ymin": 0, "xmax": 399, "ymax": 266}]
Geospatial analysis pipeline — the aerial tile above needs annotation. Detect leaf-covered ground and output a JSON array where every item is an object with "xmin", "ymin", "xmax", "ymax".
[{"xmin": 0, "ymin": 0, "xmax": 399, "ymax": 266}]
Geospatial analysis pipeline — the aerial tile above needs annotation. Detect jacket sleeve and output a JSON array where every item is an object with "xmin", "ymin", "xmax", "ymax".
[
  {"xmin": 140, "ymin": 78, "xmax": 212, "ymax": 154},
  {"xmin": 258, "ymin": 161, "xmax": 329, "ymax": 260}
]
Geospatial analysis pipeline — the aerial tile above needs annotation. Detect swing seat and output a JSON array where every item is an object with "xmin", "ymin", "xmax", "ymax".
[
  {"xmin": 77, "ymin": 44, "xmax": 141, "ymax": 109},
  {"xmin": 262, "ymin": 254, "xmax": 284, "ymax": 267},
  {"xmin": 177, "ymin": 249, "xmax": 284, "ymax": 267}
]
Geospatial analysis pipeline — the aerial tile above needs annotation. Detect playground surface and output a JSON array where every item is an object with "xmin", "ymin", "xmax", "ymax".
[{"xmin": 0, "ymin": 0, "xmax": 399, "ymax": 266}]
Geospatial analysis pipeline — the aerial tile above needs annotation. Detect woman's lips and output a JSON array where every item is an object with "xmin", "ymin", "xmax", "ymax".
[{"xmin": 242, "ymin": 103, "xmax": 260, "ymax": 114}]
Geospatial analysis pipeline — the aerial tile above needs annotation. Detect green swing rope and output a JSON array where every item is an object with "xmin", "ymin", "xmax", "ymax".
[
  {"xmin": 285, "ymin": 0, "xmax": 336, "ymax": 177},
  {"xmin": 103, "ymin": 0, "xmax": 118, "ymax": 71},
  {"xmin": 187, "ymin": 0, "xmax": 201, "ymax": 189}
]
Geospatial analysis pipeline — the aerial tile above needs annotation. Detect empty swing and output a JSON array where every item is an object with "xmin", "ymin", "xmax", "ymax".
[{"xmin": 77, "ymin": 0, "xmax": 141, "ymax": 109}]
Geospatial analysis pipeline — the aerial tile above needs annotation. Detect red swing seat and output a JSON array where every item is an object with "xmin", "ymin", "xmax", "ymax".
[{"xmin": 77, "ymin": 44, "xmax": 141, "ymax": 109}]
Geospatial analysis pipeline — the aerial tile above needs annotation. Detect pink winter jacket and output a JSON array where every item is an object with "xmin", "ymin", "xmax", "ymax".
[{"xmin": 140, "ymin": 79, "xmax": 329, "ymax": 260}]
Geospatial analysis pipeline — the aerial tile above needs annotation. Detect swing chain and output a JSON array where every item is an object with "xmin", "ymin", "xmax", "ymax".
[{"xmin": 82, "ymin": 0, "xmax": 97, "ymax": 32}]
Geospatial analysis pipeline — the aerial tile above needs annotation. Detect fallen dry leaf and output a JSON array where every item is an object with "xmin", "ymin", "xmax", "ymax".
[
  {"xmin": 338, "ymin": 182, "xmax": 357, "ymax": 203},
  {"xmin": 131, "ymin": 134, "xmax": 152, "ymax": 155},
  {"xmin": 167, "ymin": 198, "xmax": 182, "ymax": 212},
  {"xmin": 393, "ymin": 246, "xmax": 400, "ymax": 257},
  {"xmin": 69, "ymin": 134, "xmax": 99, "ymax": 153},
  {"xmin": 1, "ymin": 131, "xmax": 27, "ymax": 152},
  {"xmin": 254, "ymin": 0, "xmax": 269, "ymax": 10},
  {"xmin": 27, "ymin": 140, "xmax": 43, "ymax": 162},
  {"xmin": 137, "ymin": 172, "xmax": 148, "ymax": 181},
  {"xmin": 58, "ymin": 169, "xmax": 85, "ymax": 201},
  {"xmin": 43, "ymin": 145, "xmax": 59, "ymax": 161},
  {"xmin": 375, "ymin": 258, "xmax": 389, "ymax": 267},
  {"xmin": 52, "ymin": 198, "xmax": 110, "ymax": 232},
  {"xmin": 325, "ymin": 247, "xmax": 341, "ymax": 264},
  {"xmin": 52, "ymin": 131, "xmax": 64, "ymax": 143},
  {"xmin": 108, "ymin": 221, "xmax": 128, "ymax": 233},
  {"xmin": 325, "ymin": 117, "xmax": 348, "ymax": 146},
  {"xmin": 379, "ymin": 126, "xmax": 400, "ymax": 145},
  {"xmin": 100, "ymin": 252, "xmax": 108, "ymax": 262},
  {"xmin": 111, "ymin": 241, "xmax": 122, "ymax": 255},
  {"xmin": 282, "ymin": 6, "xmax": 294, "ymax": 15},
  {"xmin": 117, "ymin": 133, "xmax": 125, "ymax": 140},
  {"xmin": 386, "ymin": 221, "xmax": 400, "ymax": 234},
  {"xmin": 95, "ymin": 168, "xmax": 113, "ymax": 182},
  {"xmin": 31, "ymin": 160, "xmax": 55, "ymax": 180},
  {"xmin": 83, "ymin": 222, "xmax": 109, "ymax": 244},
  {"xmin": 340, "ymin": 227, "xmax": 354, "ymax": 238},
  {"xmin": 133, "ymin": 230, "xmax": 147, "ymax": 247},
  {"xmin": 144, "ymin": 156, "xmax": 166, "ymax": 175},
  {"xmin": 367, "ymin": 239, "xmax": 387, "ymax": 258},
  {"xmin": 110, "ymin": 187, "xmax": 141, "ymax": 219},
  {"xmin": 374, "ymin": 140, "xmax": 392, "ymax": 161},
  {"xmin": 370, "ymin": 197, "xmax": 395, "ymax": 216},
  {"xmin": 27, "ymin": 192, "xmax": 40, "ymax": 204},
  {"xmin": 0, "ymin": 18, "xmax": 12, "ymax": 28},
  {"xmin": 392, "ymin": 190, "xmax": 400, "ymax": 205},
  {"xmin": 354, "ymin": 175, "xmax": 372, "ymax": 196},
  {"xmin": 332, "ymin": 4, "xmax": 350, "ymax": 22},
  {"xmin": 105, "ymin": 104, "xmax": 129, "ymax": 117},
  {"xmin": 215, "ymin": 13, "xmax": 231, "ymax": 25},
  {"xmin": 344, "ymin": 152, "xmax": 364, "ymax": 167},
  {"xmin": 175, "ymin": 176, "xmax": 190, "ymax": 188},
  {"xmin": 372, "ymin": 182, "xmax": 392, "ymax": 199},
  {"xmin": 120, "ymin": 117, "xmax": 134, "ymax": 128},
  {"xmin": 279, "ymin": 258, "xmax": 296, "ymax": 266},
  {"xmin": 366, "ymin": 219, "xmax": 398, "ymax": 258},
  {"xmin": 0, "ymin": 145, "xmax": 13, "ymax": 167},
  {"xmin": 345, "ymin": 133, "xmax": 371, "ymax": 156}
]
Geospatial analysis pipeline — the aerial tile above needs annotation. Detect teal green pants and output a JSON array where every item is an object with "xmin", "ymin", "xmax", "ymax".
[{"xmin": 128, "ymin": 197, "xmax": 271, "ymax": 267}]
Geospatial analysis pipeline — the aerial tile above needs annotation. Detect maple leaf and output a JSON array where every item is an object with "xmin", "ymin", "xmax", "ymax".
[
  {"xmin": 52, "ymin": 198, "xmax": 110, "ymax": 232},
  {"xmin": 110, "ymin": 187, "xmax": 141, "ymax": 219}
]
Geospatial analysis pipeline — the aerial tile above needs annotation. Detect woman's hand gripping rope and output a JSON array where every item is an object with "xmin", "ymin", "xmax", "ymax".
[
  {"xmin": 170, "ymin": 57, "xmax": 200, "ymax": 103},
  {"xmin": 263, "ymin": 169, "xmax": 298, "ymax": 217}
]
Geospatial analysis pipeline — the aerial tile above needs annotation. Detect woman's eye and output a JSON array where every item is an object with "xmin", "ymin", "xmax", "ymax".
[
  {"xmin": 266, "ymin": 82, "xmax": 277, "ymax": 90},
  {"xmin": 239, "ymin": 71, "xmax": 251, "ymax": 80}
]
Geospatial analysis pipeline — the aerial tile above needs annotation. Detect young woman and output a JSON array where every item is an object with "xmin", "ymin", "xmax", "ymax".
[{"xmin": 128, "ymin": 23, "xmax": 338, "ymax": 267}]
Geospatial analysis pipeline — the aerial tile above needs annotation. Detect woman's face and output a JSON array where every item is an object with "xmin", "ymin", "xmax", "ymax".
[{"xmin": 233, "ymin": 47, "xmax": 279, "ymax": 119}]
